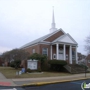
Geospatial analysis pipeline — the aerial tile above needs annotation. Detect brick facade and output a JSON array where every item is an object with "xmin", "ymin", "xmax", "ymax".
[
  {"xmin": 24, "ymin": 44, "xmax": 51, "ymax": 59},
  {"xmin": 44, "ymin": 31, "xmax": 64, "ymax": 42},
  {"xmin": 39, "ymin": 44, "xmax": 50, "ymax": 59},
  {"xmin": 24, "ymin": 43, "xmax": 75, "ymax": 64},
  {"xmin": 22, "ymin": 30, "xmax": 78, "ymax": 65},
  {"xmin": 24, "ymin": 44, "xmax": 40, "ymax": 55}
]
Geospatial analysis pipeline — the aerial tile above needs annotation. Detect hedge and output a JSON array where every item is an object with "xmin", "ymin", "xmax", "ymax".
[
  {"xmin": 48, "ymin": 60, "xmax": 67, "ymax": 65},
  {"xmin": 79, "ymin": 64, "xmax": 88, "ymax": 69}
]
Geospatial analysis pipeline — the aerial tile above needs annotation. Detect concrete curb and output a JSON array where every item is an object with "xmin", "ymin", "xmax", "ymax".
[{"xmin": 22, "ymin": 77, "xmax": 90, "ymax": 87}]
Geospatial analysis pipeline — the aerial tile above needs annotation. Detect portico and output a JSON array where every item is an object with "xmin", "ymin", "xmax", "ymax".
[{"xmin": 50, "ymin": 43, "xmax": 78, "ymax": 64}]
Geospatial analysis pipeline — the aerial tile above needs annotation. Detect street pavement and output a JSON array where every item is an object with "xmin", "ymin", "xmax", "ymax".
[
  {"xmin": 0, "ymin": 87, "xmax": 25, "ymax": 90},
  {"xmin": 0, "ymin": 73, "xmax": 6, "ymax": 79},
  {"xmin": 0, "ymin": 72, "xmax": 90, "ymax": 90},
  {"xmin": 0, "ymin": 73, "xmax": 16, "ymax": 86},
  {"xmin": 0, "ymin": 79, "xmax": 89, "ymax": 90},
  {"xmin": 13, "ymin": 73, "xmax": 90, "ymax": 86},
  {"xmin": 24, "ymin": 79, "xmax": 90, "ymax": 90}
]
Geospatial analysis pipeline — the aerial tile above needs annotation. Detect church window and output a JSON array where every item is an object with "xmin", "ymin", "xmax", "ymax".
[
  {"xmin": 32, "ymin": 49, "xmax": 35, "ymax": 53},
  {"xmin": 42, "ymin": 48, "xmax": 48, "ymax": 56}
]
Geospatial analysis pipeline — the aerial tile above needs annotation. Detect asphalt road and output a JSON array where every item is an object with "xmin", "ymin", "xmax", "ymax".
[
  {"xmin": 0, "ymin": 86, "xmax": 25, "ymax": 90},
  {"xmin": 0, "ymin": 79, "xmax": 90, "ymax": 90},
  {"xmin": 24, "ymin": 79, "xmax": 90, "ymax": 90}
]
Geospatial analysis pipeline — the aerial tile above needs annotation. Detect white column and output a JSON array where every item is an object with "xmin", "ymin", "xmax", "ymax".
[
  {"xmin": 50, "ymin": 45, "xmax": 52, "ymax": 60},
  {"xmin": 75, "ymin": 46, "xmax": 78, "ymax": 64},
  {"xmin": 56, "ymin": 43, "xmax": 59, "ymax": 60},
  {"xmin": 69, "ymin": 45, "xmax": 72, "ymax": 64},
  {"xmin": 63, "ymin": 44, "xmax": 66, "ymax": 60}
]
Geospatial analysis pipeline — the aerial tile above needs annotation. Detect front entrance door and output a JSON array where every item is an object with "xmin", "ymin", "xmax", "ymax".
[
  {"xmin": 59, "ymin": 54, "xmax": 63, "ymax": 60},
  {"xmin": 58, "ymin": 48, "xmax": 64, "ymax": 60}
]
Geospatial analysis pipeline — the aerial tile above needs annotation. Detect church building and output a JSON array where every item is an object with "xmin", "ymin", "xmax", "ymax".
[{"xmin": 21, "ymin": 8, "xmax": 78, "ymax": 64}]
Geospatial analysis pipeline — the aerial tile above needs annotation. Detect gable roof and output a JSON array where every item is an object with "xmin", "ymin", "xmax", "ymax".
[
  {"xmin": 52, "ymin": 33, "xmax": 78, "ymax": 45},
  {"xmin": 20, "ymin": 28, "xmax": 64, "ymax": 48},
  {"xmin": 42, "ymin": 28, "xmax": 66, "ymax": 41}
]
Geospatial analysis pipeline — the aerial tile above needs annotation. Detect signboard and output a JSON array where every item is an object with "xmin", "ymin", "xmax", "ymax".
[{"xmin": 27, "ymin": 60, "xmax": 38, "ymax": 70}]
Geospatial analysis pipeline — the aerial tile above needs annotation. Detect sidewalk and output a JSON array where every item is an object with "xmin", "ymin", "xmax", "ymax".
[
  {"xmin": 0, "ymin": 72, "xmax": 90, "ymax": 86},
  {"xmin": 0, "ymin": 73, "xmax": 6, "ymax": 79},
  {"xmin": 0, "ymin": 73, "xmax": 16, "ymax": 86},
  {"xmin": 12, "ymin": 73, "xmax": 90, "ymax": 86}
]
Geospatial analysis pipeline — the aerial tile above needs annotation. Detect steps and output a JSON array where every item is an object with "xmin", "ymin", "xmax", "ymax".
[{"xmin": 64, "ymin": 64, "xmax": 87, "ymax": 74}]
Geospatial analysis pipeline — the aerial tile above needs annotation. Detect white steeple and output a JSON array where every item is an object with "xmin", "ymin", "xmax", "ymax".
[{"xmin": 50, "ymin": 6, "xmax": 57, "ymax": 33}]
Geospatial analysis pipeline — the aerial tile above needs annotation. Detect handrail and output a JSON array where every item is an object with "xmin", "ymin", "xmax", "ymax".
[{"xmin": 64, "ymin": 65, "xmax": 71, "ymax": 73}]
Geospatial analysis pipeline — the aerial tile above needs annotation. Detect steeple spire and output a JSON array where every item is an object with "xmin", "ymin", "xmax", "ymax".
[
  {"xmin": 50, "ymin": 6, "xmax": 57, "ymax": 33},
  {"xmin": 52, "ymin": 6, "xmax": 55, "ymax": 26}
]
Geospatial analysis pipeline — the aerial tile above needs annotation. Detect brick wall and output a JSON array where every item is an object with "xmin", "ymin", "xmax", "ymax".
[{"xmin": 44, "ymin": 31, "xmax": 64, "ymax": 42}]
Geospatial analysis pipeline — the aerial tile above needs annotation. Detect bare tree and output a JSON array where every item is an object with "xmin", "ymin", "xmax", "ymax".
[
  {"xmin": 85, "ymin": 35, "xmax": 90, "ymax": 54},
  {"xmin": 1, "ymin": 49, "xmax": 29, "ymax": 62}
]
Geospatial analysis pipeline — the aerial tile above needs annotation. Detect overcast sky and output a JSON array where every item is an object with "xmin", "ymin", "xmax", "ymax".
[{"xmin": 0, "ymin": 0, "xmax": 90, "ymax": 55}]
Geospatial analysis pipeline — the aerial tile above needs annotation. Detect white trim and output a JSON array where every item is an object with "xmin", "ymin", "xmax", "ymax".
[
  {"xmin": 22, "ymin": 42, "xmax": 51, "ymax": 49},
  {"xmin": 75, "ymin": 46, "xmax": 78, "ymax": 64},
  {"xmin": 52, "ymin": 34, "xmax": 66, "ymax": 43},
  {"xmin": 39, "ymin": 42, "xmax": 51, "ymax": 45},
  {"xmin": 52, "ymin": 33, "xmax": 78, "ymax": 45},
  {"xmin": 63, "ymin": 44, "xmax": 66, "ymax": 60},
  {"xmin": 20, "ymin": 29, "xmax": 67, "ymax": 49},
  {"xmin": 69, "ymin": 45, "xmax": 72, "ymax": 64},
  {"xmin": 41, "ymin": 30, "xmax": 59, "ymax": 41},
  {"xmin": 22, "ymin": 43, "xmax": 38, "ymax": 49},
  {"xmin": 56, "ymin": 43, "xmax": 59, "ymax": 60},
  {"xmin": 20, "ymin": 33, "xmax": 51, "ymax": 49},
  {"xmin": 32, "ymin": 49, "xmax": 35, "ymax": 53},
  {"xmin": 72, "ymin": 46, "xmax": 77, "ymax": 48},
  {"xmin": 60, "ymin": 42, "xmax": 77, "ymax": 45},
  {"xmin": 40, "ymin": 43, "xmax": 50, "ymax": 45},
  {"xmin": 52, "ymin": 42, "xmax": 77, "ymax": 46},
  {"xmin": 42, "ymin": 48, "xmax": 48, "ymax": 56},
  {"xmin": 59, "ymin": 28, "xmax": 66, "ymax": 34},
  {"xmin": 50, "ymin": 45, "xmax": 52, "ymax": 60},
  {"xmin": 41, "ymin": 28, "xmax": 66, "ymax": 41},
  {"xmin": 53, "ymin": 54, "xmax": 56, "ymax": 59},
  {"xmin": 41, "ymin": 41, "xmax": 51, "ymax": 43},
  {"xmin": 67, "ymin": 33, "xmax": 78, "ymax": 44}
]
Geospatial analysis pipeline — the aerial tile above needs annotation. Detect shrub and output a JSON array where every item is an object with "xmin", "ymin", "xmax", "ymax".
[
  {"xmin": 48, "ymin": 60, "xmax": 67, "ymax": 72},
  {"xmin": 80, "ymin": 64, "xmax": 88, "ymax": 69},
  {"xmin": 10, "ymin": 61, "xmax": 15, "ymax": 67},
  {"xmin": 48, "ymin": 60, "xmax": 67, "ymax": 65},
  {"xmin": 14, "ymin": 60, "xmax": 21, "ymax": 69},
  {"xmin": 37, "ymin": 68, "xmax": 42, "ymax": 72},
  {"xmin": 41, "ymin": 60, "xmax": 50, "ymax": 71},
  {"xmin": 28, "ymin": 53, "xmax": 47, "ymax": 60},
  {"xmin": 10, "ymin": 60, "xmax": 21, "ymax": 69},
  {"xmin": 26, "ymin": 68, "xmax": 32, "ymax": 73}
]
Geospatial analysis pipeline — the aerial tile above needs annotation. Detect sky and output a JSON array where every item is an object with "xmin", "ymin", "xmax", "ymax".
[{"xmin": 0, "ymin": 0, "xmax": 90, "ymax": 55}]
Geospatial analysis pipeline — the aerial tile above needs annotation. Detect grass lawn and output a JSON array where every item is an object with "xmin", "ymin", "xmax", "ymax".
[{"xmin": 0, "ymin": 67, "xmax": 71, "ymax": 79}]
